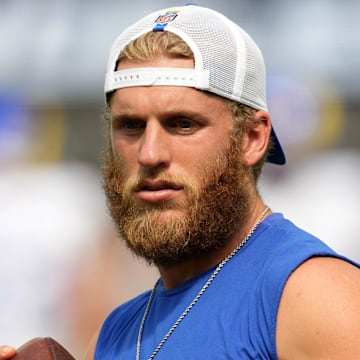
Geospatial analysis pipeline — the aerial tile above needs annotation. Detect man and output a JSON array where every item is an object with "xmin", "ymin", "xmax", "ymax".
[{"xmin": 1, "ymin": 4, "xmax": 359, "ymax": 359}]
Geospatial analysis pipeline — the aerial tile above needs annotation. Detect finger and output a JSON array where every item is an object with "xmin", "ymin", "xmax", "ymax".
[{"xmin": 0, "ymin": 346, "xmax": 17, "ymax": 359}]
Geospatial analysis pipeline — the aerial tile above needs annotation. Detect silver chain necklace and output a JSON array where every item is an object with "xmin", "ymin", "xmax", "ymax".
[{"xmin": 136, "ymin": 206, "xmax": 270, "ymax": 360}]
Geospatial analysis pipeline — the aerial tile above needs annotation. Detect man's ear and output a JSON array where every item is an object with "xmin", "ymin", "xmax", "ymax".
[{"xmin": 242, "ymin": 110, "xmax": 271, "ymax": 166}]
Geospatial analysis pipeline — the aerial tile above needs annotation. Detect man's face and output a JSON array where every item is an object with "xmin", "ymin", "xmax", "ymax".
[{"xmin": 102, "ymin": 56, "xmax": 252, "ymax": 266}]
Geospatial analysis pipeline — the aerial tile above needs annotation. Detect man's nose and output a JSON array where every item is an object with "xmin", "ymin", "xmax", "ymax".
[{"xmin": 138, "ymin": 121, "xmax": 171, "ymax": 170}]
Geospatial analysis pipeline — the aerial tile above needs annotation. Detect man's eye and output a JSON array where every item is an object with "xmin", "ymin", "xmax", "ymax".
[
  {"xmin": 169, "ymin": 118, "xmax": 196, "ymax": 131},
  {"xmin": 113, "ymin": 119, "xmax": 144, "ymax": 132},
  {"xmin": 178, "ymin": 119, "xmax": 192, "ymax": 129},
  {"xmin": 112, "ymin": 118, "xmax": 145, "ymax": 136},
  {"xmin": 123, "ymin": 120, "xmax": 144, "ymax": 130}
]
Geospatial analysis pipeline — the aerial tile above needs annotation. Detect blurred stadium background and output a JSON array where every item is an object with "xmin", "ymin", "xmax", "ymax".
[{"xmin": 1, "ymin": 0, "xmax": 359, "ymax": 357}]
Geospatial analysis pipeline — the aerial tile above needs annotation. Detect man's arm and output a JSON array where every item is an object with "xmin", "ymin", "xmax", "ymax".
[{"xmin": 276, "ymin": 256, "xmax": 360, "ymax": 359}]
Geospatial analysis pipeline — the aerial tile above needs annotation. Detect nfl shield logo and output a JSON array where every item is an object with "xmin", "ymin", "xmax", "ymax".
[{"xmin": 155, "ymin": 11, "xmax": 178, "ymax": 24}]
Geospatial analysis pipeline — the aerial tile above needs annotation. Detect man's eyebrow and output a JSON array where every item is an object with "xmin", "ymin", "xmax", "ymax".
[
  {"xmin": 161, "ymin": 109, "xmax": 204, "ymax": 118},
  {"xmin": 111, "ymin": 111, "xmax": 140, "ymax": 121},
  {"xmin": 112, "ymin": 109, "xmax": 208, "ymax": 121}
]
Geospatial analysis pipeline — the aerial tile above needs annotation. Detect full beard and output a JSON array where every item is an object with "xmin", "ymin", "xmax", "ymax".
[{"xmin": 102, "ymin": 140, "xmax": 252, "ymax": 267}]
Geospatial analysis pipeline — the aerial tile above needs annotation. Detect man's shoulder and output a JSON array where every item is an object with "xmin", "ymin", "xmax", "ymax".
[
  {"xmin": 260, "ymin": 213, "xmax": 343, "ymax": 260},
  {"xmin": 249, "ymin": 213, "xmax": 358, "ymax": 316},
  {"xmin": 277, "ymin": 257, "xmax": 360, "ymax": 359}
]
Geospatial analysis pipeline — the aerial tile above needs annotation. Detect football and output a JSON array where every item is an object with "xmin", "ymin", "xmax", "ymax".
[{"xmin": 13, "ymin": 337, "xmax": 75, "ymax": 360}]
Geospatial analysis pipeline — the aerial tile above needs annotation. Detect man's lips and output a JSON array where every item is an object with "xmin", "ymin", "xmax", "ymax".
[{"xmin": 134, "ymin": 180, "xmax": 183, "ymax": 203}]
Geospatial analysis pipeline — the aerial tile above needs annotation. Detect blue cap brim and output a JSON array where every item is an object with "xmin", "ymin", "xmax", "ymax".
[{"xmin": 267, "ymin": 127, "xmax": 286, "ymax": 165}]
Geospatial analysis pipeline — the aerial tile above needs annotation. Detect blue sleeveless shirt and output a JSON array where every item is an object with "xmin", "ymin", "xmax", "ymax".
[{"xmin": 95, "ymin": 213, "xmax": 357, "ymax": 359}]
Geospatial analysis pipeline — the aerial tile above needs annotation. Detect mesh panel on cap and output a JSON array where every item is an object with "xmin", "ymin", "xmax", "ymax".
[
  {"xmin": 106, "ymin": 12, "xmax": 164, "ymax": 71},
  {"xmin": 166, "ymin": 11, "xmax": 239, "ymax": 102},
  {"xmin": 241, "ymin": 31, "xmax": 267, "ymax": 111}
]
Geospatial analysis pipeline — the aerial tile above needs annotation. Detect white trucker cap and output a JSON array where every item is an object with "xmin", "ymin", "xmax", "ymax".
[{"xmin": 104, "ymin": 4, "xmax": 286, "ymax": 165}]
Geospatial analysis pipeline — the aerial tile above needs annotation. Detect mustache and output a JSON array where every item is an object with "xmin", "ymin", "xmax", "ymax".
[{"xmin": 122, "ymin": 172, "xmax": 197, "ymax": 198}]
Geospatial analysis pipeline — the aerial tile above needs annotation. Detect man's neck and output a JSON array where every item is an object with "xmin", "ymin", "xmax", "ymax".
[{"xmin": 158, "ymin": 199, "xmax": 270, "ymax": 289}]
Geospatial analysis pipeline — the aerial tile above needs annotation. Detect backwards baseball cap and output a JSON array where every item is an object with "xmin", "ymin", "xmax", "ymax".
[{"xmin": 104, "ymin": 4, "xmax": 286, "ymax": 165}]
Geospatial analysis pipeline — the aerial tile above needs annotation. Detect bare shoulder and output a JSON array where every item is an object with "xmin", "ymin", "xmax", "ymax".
[{"xmin": 276, "ymin": 256, "xmax": 360, "ymax": 360}]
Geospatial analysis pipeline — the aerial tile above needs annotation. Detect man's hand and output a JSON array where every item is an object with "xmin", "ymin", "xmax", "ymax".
[{"xmin": 0, "ymin": 346, "xmax": 16, "ymax": 359}]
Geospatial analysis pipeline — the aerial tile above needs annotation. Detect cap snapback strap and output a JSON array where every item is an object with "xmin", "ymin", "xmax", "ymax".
[{"xmin": 105, "ymin": 67, "xmax": 210, "ymax": 92}]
